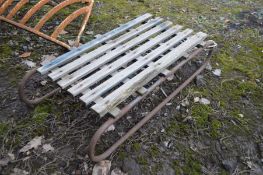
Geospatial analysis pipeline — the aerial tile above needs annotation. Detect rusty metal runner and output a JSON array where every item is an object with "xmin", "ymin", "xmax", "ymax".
[
  {"xmin": 18, "ymin": 14, "xmax": 217, "ymax": 162},
  {"xmin": 0, "ymin": 0, "xmax": 94, "ymax": 49}
]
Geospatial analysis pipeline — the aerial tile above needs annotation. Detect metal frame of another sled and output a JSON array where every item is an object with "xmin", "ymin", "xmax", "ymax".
[{"xmin": 0, "ymin": 0, "xmax": 94, "ymax": 49}]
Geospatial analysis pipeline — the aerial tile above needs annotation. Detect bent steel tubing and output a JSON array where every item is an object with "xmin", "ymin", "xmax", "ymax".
[
  {"xmin": 88, "ymin": 43, "xmax": 215, "ymax": 162},
  {"xmin": 18, "ymin": 67, "xmax": 61, "ymax": 107}
]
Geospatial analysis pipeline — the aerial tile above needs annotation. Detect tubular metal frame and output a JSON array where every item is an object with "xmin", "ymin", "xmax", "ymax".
[
  {"xmin": 88, "ymin": 41, "xmax": 216, "ymax": 162},
  {"xmin": 18, "ymin": 40, "xmax": 216, "ymax": 162}
]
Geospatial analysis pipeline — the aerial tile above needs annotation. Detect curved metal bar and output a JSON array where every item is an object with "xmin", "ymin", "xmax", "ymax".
[
  {"xmin": 0, "ymin": 0, "xmax": 13, "ymax": 15},
  {"xmin": 20, "ymin": 0, "xmax": 50, "ymax": 24},
  {"xmin": 76, "ymin": 0, "xmax": 94, "ymax": 45},
  {"xmin": 34, "ymin": 0, "xmax": 90, "ymax": 31},
  {"xmin": 88, "ymin": 42, "xmax": 216, "ymax": 162},
  {"xmin": 18, "ymin": 67, "xmax": 61, "ymax": 107},
  {"xmin": 1, "ymin": 0, "xmax": 94, "ymax": 49},
  {"xmin": 6, "ymin": 0, "xmax": 29, "ymax": 19},
  {"xmin": 0, "ymin": 16, "xmax": 71, "ymax": 49},
  {"xmin": 51, "ymin": 6, "xmax": 90, "ymax": 39},
  {"xmin": 0, "ymin": 0, "xmax": 5, "ymax": 6}
]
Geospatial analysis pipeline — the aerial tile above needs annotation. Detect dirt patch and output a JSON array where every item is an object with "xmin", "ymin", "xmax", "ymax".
[{"xmin": 0, "ymin": 71, "xmax": 28, "ymax": 121}]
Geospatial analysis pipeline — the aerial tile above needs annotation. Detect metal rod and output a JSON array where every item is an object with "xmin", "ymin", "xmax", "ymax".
[
  {"xmin": 18, "ymin": 67, "xmax": 61, "ymax": 107},
  {"xmin": 88, "ymin": 41, "xmax": 216, "ymax": 162},
  {"xmin": 76, "ymin": 0, "xmax": 94, "ymax": 46},
  {"xmin": 0, "ymin": 16, "xmax": 71, "ymax": 49},
  {"xmin": 0, "ymin": 0, "xmax": 94, "ymax": 49},
  {"xmin": 51, "ymin": 6, "xmax": 90, "ymax": 39}
]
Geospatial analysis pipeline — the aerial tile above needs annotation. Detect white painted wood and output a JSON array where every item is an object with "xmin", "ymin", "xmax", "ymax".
[
  {"xmin": 66, "ymin": 25, "xmax": 183, "ymax": 95},
  {"xmin": 82, "ymin": 63, "xmax": 147, "ymax": 117},
  {"xmin": 81, "ymin": 63, "xmax": 148, "ymax": 103},
  {"xmin": 94, "ymin": 97, "xmax": 121, "ymax": 117},
  {"xmin": 80, "ymin": 29, "xmax": 194, "ymax": 106},
  {"xmin": 83, "ymin": 56, "xmax": 172, "ymax": 98},
  {"xmin": 109, "ymin": 107, "xmax": 121, "ymax": 117},
  {"xmin": 55, "ymin": 21, "xmax": 173, "ymax": 89},
  {"xmin": 48, "ymin": 17, "xmax": 163, "ymax": 81},
  {"xmin": 38, "ymin": 13, "xmax": 153, "ymax": 74},
  {"xmin": 91, "ymin": 32, "xmax": 208, "ymax": 116}
]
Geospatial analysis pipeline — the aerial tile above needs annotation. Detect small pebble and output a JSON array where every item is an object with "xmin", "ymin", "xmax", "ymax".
[
  {"xmin": 163, "ymin": 141, "xmax": 169, "ymax": 148},
  {"xmin": 211, "ymin": 7, "xmax": 218, "ymax": 11},
  {"xmin": 238, "ymin": 114, "xmax": 244, "ymax": 118},
  {"xmin": 86, "ymin": 31, "xmax": 94, "ymax": 35},
  {"xmin": 166, "ymin": 102, "xmax": 172, "ymax": 106},
  {"xmin": 199, "ymin": 98, "xmax": 211, "ymax": 105},
  {"xmin": 213, "ymin": 69, "xmax": 222, "ymax": 77},
  {"xmin": 194, "ymin": 97, "xmax": 200, "ymax": 103},
  {"xmin": 105, "ymin": 125, "xmax": 115, "ymax": 132}
]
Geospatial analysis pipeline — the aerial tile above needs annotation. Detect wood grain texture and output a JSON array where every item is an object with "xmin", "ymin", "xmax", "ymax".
[
  {"xmin": 91, "ymin": 32, "xmax": 208, "ymax": 116},
  {"xmin": 38, "ymin": 13, "xmax": 152, "ymax": 74},
  {"xmin": 66, "ymin": 25, "xmax": 182, "ymax": 95},
  {"xmin": 49, "ymin": 17, "xmax": 163, "ymax": 81},
  {"xmin": 80, "ymin": 29, "xmax": 194, "ymax": 105}
]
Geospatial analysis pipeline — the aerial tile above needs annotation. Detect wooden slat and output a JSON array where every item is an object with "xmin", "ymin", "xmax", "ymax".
[
  {"xmin": 108, "ymin": 107, "xmax": 121, "ymax": 117},
  {"xmin": 49, "ymin": 17, "xmax": 163, "ymax": 81},
  {"xmin": 91, "ymin": 32, "xmax": 208, "ymax": 116},
  {"xmin": 81, "ymin": 62, "xmax": 148, "ymax": 117},
  {"xmin": 79, "ymin": 29, "xmax": 193, "ymax": 104},
  {"xmin": 79, "ymin": 29, "xmax": 194, "ymax": 105},
  {"xmin": 53, "ymin": 22, "xmax": 173, "ymax": 90},
  {"xmin": 95, "ymin": 97, "xmax": 121, "ymax": 117},
  {"xmin": 69, "ymin": 27, "xmax": 187, "ymax": 97},
  {"xmin": 37, "ymin": 13, "xmax": 153, "ymax": 74},
  {"xmin": 63, "ymin": 25, "xmax": 182, "ymax": 91},
  {"xmin": 81, "ymin": 61, "xmax": 147, "ymax": 117}
]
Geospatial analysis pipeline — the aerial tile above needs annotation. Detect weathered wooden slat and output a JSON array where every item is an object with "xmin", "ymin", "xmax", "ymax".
[
  {"xmin": 37, "ymin": 13, "xmax": 153, "ymax": 74},
  {"xmin": 81, "ymin": 63, "xmax": 148, "ymax": 117},
  {"xmin": 81, "ymin": 61, "xmax": 147, "ymax": 117},
  {"xmin": 65, "ymin": 25, "xmax": 182, "ymax": 93},
  {"xmin": 94, "ymin": 97, "xmax": 121, "ymax": 117},
  {"xmin": 79, "ymin": 29, "xmax": 193, "ymax": 104},
  {"xmin": 54, "ymin": 21, "xmax": 172, "ymax": 89},
  {"xmin": 80, "ymin": 29, "xmax": 194, "ymax": 106},
  {"xmin": 49, "ymin": 17, "xmax": 163, "ymax": 81},
  {"xmin": 91, "ymin": 32, "xmax": 208, "ymax": 116}
]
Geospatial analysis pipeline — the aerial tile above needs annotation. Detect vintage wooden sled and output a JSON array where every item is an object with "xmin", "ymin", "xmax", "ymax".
[{"xmin": 18, "ymin": 13, "xmax": 217, "ymax": 162}]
